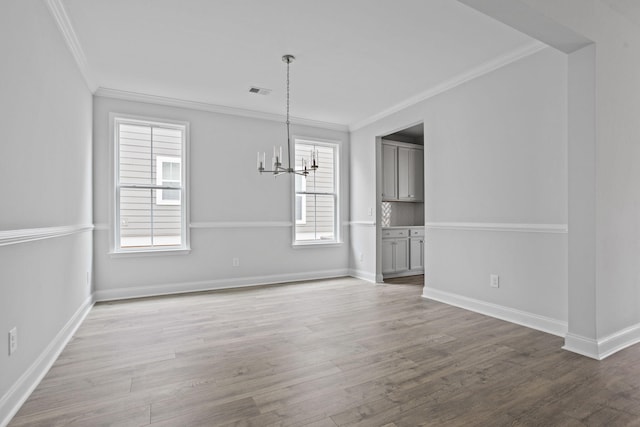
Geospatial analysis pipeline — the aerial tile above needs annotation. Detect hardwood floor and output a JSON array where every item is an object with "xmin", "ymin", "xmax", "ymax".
[{"xmin": 10, "ymin": 277, "xmax": 640, "ymax": 426}]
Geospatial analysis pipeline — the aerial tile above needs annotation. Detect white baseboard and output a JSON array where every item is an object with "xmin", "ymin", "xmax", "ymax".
[
  {"xmin": 383, "ymin": 270, "xmax": 424, "ymax": 279},
  {"xmin": 348, "ymin": 269, "xmax": 376, "ymax": 283},
  {"xmin": 0, "ymin": 295, "xmax": 94, "ymax": 427},
  {"xmin": 562, "ymin": 333, "xmax": 600, "ymax": 359},
  {"xmin": 598, "ymin": 323, "xmax": 640, "ymax": 359},
  {"xmin": 94, "ymin": 269, "xmax": 351, "ymax": 301},
  {"xmin": 421, "ymin": 287, "xmax": 567, "ymax": 337},
  {"xmin": 564, "ymin": 323, "xmax": 640, "ymax": 360}
]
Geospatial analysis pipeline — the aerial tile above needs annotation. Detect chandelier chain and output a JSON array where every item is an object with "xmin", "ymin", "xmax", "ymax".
[{"xmin": 286, "ymin": 58, "xmax": 291, "ymax": 169}]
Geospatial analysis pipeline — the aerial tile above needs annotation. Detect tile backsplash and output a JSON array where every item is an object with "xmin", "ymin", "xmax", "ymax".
[{"xmin": 381, "ymin": 201, "xmax": 424, "ymax": 227}]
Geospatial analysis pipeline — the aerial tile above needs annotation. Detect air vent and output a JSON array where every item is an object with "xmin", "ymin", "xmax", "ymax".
[{"xmin": 249, "ymin": 86, "xmax": 272, "ymax": 95}]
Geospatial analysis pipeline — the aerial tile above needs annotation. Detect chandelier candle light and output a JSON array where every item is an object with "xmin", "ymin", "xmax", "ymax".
[{"xmin": 257, "ymin": 54, "xmax": 318, "ymax": 177}]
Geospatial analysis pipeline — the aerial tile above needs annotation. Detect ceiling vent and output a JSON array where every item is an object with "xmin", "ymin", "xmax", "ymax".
[{"xmin": 249, "ymin": 86, "xmax": 271, "ymax": 95}]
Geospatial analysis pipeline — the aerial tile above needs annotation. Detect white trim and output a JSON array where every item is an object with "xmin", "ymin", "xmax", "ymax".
[
  {"xmin": 348, "ymin": 269, "xmax": 377, "ymax": 283},
  {"xmin": 425, "ymin": 222, "xmax": 568, "ymax": 234},
  {"xmin": 562, "ymin": 333, "xmax": 600, "ymax": 359},
  {"xmin": 95, "ymin": 88, "xmax": 348, "ymax": 132},
  {"xmin": 293, "ymin": 138, "xmax": 341, "ymax": 245},
  {"xmin": 93, "ymin": 269, "xmax": 350, "ymax": 301},
  {"xmin": 43, "ymin": 0, "xmax": 97, "ymax": 92},
  {"xmin": 421, "ymin": 287, "xmax": 567, "ymax": 337},
  {"xmin": 0, "ymin": 295, "xmax": 93, "ymax": 427},
  {"xmin": 109, "ymin": 248, "xmax": 191, "ymax": 258},
  {"xmin": 563, "ymin": 323, "xmax": 640, "ymax": 360},
  {"xmin": 349, "ymin": 221, "xmax": 376, "ymax": 226},
  {"xmin": 292, "ymin": 241, "xmax": 343, "ymax": 249},
  {"xmin": 190, "ymin": 221, "xmax": 292, "ymax": 229},
  {"xmin": 349, "ymin": 41, "xmax": 547, "ymax": 131},
  {"xmin": 597, "ymin": 323, "xmax": 640, "ymax": 359},
  {"xmin": 0, "ymin": 224, "xmax": 94, "ymax": 247},
  {"xmin": 155, "ymin": 155, "xmax": 182, "ymax": 206},
  {"xmin": 112, "ymin": 114, "xmax": 190, "ymax": 253}
]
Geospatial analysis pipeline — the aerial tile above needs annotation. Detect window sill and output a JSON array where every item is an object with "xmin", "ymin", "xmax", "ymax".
[
  {"xmin": 109, "ymin": 248, "xmax": 191, "ymax": 258},
  {"xmin": 292, "ymin": 241, "xmax": 343, "ymax": 249}
]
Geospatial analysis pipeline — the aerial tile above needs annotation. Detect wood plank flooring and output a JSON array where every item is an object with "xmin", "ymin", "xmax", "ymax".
[{"xmin": 9, "ymin": 276, "xmax": 640, "ymax": 426}]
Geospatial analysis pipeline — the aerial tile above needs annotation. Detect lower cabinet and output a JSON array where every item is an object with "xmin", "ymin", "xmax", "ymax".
[
  {"xmin": 409, "ymin": 236, "xmax": 424, "ymax": 271},
  {"xmin": 382, "ymin": 227, "xmax": 424, "ymax": 278},
  {"xmin": 382, "ymin": 237, "xmax": 409, "ymax": 274}
]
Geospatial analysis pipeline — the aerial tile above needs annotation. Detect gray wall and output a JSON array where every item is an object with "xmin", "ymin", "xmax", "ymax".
[
  {"xmin": 93, "ymin": 97, "xmax": 350, "ymax": 299},
  {"xmin": 350, "ymin": 47, "xmax": 568, "ymax": 328},
  {"xmin": 519, "ymin": 0, "xmax": 640, "ymax": 354},
  {"xmin": 0, "ymin": 0, "xmax": 93, "ymax": 423}
]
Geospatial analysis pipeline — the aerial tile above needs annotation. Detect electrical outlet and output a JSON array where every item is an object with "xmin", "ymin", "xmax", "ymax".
[
  {"xmin": 490, "ymin": 274, "xmax": 500, "ymax": 288},
  {"xmin": 359, "ymin": 252, "xmax": 364, "ymax": 262},
  {"xmin": 232, "ymin": 258, "xmax": 240, "ymax": 267},
  {"xmin": 367, "ymin": 207, "xmax": 373, "ymax": 216},
  {"xmin": 8, "ymin": 327, "xmax": 17, "ymax": 356}
]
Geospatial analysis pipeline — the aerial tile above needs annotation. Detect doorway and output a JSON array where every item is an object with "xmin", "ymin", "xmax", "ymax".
[{"xmin": 377, "ymin": 123, "xmax": 425, "ymax": 283}]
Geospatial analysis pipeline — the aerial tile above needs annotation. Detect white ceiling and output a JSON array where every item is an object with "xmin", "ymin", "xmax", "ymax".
[
  {"xmin": 62, "ymin": 0, "xmax": 536, "ymax": 128},
  {"xmin": 602, "ymin": 0, "xmax": 640, "ymax": 27}
]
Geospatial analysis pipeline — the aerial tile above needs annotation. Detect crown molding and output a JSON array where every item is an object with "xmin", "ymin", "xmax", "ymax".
[
  {"xmin": 44, "ymin": 0, "xmax": 544, "ymax": 135},
  {"xmin": 349, "ymin": 40, "xmax": 547, "ymax": 132},
  {"xmin": 94, "ymin": 88, "xmax": 349, "ymax": 132},
  {"xmin": 44, "ymin": 0, "xmax": 97, "ymax": 92}
]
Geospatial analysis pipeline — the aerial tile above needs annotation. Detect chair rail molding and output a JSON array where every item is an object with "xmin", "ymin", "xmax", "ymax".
[
  {"xmin": 0, "ymin": 224, "xmax": 94, "ymax": 247},
  {"xmin": 425, "ymin": 222, "xmax": 568, "ymax": 234}
]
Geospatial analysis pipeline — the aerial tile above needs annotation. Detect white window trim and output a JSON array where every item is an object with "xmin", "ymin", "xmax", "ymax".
[
  {"xmin": 109, "ymin": 113, "xmax": 190, "ymax": 255},
  {"xmin": 156, "ymin": 155, "xmax": 182, "ymax": 206},
  {"xmin": 292, "ymin": 137, "xmax": 341, "ymax": 246}
]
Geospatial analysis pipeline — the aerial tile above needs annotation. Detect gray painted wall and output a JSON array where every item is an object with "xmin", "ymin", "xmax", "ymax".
[
  {"xmin": 92, "ymin": 96, "xmax": 350, "ymax": 298},
  {"xmin": 0, "ymin": 0, "xmax": 93, "ymax": 422},
  {"xmin": 520, "ymin": 0, "xmax": 640, "ymax": 349},
  {"xmin": 350, "ymin": 47, "xmax": 569, "ymax": 325}
]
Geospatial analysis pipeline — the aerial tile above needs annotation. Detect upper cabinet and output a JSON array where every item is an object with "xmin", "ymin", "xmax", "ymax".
[
  {"xmin": 382, "ymin": 143, "xmax": 398, "ymax": 200},
  {"xmin": 382, "ymin": 141, "xmax": 424, "ymax": 202}
]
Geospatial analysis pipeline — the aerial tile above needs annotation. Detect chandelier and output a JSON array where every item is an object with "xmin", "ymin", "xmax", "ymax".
[{"xmin": 257, "ymin": 54, "xmax": 318, "ymax": 177}]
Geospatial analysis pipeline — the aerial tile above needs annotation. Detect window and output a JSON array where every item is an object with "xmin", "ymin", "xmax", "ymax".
[
  {"xmin": 295, "ymin": 174, "xmax": 306, "ymax": 224},
  {"xmin": 156, "ymin": 156, "xmax": 181, "ymax": 205},
  {"xmin": 113, "ymin": 115, "xmax": 189, "ymax": 252},
  {"xmin": 294, "ymin": 139, "xmax": 339, "ymax": 244}
]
